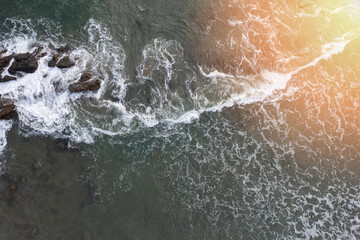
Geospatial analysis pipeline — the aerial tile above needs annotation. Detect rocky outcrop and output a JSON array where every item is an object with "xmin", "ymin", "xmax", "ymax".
[
  {"xmin": 0, "ymin": 75, "xmax": 16, "ymax": 83},
  {"xmin": 0, "ymin": 96, "xmax": 16, "ymax": 120},
  {"xmin": 37, "ymin": 52, "xmax": 47, "ymax": 59},
  {"xmin": 8, "ymin": 53, "xmax": 38, "ymax": 74},
  {"xmin": 0, "ymin": 46, "xmax": 75, "ymax": 76},
  {"xmin": 0, "ymin": 55, "xmax": 13, "ymax": 72},
  {"xmin": 79, "ymin": 72, "xmax": 93, "ymax": 82},
  {"xmin": 68, "ymin": 73, "xmax": 101, "ymax": 93},
  {"xmin": 56, "ymin": 56, "xmax": 75, "ymax": 68},
  {"xmin": 48, "ymin": 53, "xmax": 59, "ymax": 67},
  {"xmin": 69, "ymin": 79, "xmax": 101, "ymax": 93},
  {"xmin": 0, "ymin": 49, "xmax": 7, "ymax": 56},
  {"xmin": 56, "ymin": 44, "xmax": 72, "ymax": 53},
  {"xmin": 33, "ymin": 46, "xmax": 44, "ymax": 56},
  {"xmin": 0, "ymin": 45, "xmax": 101, "ymax": 112}
]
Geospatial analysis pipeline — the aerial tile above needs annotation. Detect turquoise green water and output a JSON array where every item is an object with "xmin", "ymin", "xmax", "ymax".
[{"xmin": 0, "ymin": 0, "xmax": 360, "ymax": 239}]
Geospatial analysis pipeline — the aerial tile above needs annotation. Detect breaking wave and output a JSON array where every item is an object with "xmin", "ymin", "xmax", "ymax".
[{"xmin": 0, "ymin": 17, "xmax": 299, "ymax": 154}]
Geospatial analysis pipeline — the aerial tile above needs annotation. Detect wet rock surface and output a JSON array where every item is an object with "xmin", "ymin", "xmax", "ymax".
[
  {"xmin": 0, "ymin": 49, "xmax": 7, "ymax": 56},
  {"xmin": 8, "ymin": 53, "xmax": 38, "ymax": 74},
  {"xmin": 0, "ymin": 46, "xmax": 101, "ymax": 129},
  {"xmin": 0, "ymin": 75, "xmax": 16, "ymax": 82},
  {"xmin": 33, "ymin": 46, "xmax": 45, "ymax": 57},
  {"xmin": 0, "ymin": 96, "xmax": 16, "ymax": 120},
  {"xmin": 69, "ymin": 73, "xmax": 101, "ymax": 93},
  {"xmin": 0, "ymin": 54, "xmax": 13, "ymax": 72},
  {"xmin": 56, "ymin": 44, "xmax": 72, "ymax": 53},
  {"xmin": 48, "ymin": 53, "xmax": 59, "ymax": 67},
  {"xmin": 79, "ymin": 72, "xmax": 93, "ymax": 82},
  {"xmin": 69, "ymin": 78, "xmax": 101, "ymax": 93},
  {"xmin": 56, "ymin": 56, "xmax": 75, "ymax": 68}
]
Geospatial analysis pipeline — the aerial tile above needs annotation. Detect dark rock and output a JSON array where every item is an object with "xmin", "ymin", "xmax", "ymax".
[
  {"xmin": 66, "ymin": 142, "xmax": 80, "ymax": 151},
  {"xmin": 48, "ymin": 53, "xmax": 59, "ymax": 67},
  {"xmin": 69, "ymin": 78, "xmax": 101, "ymax": 93},
  {"xmin": 56, "ymin": 44, "xmax": 72, "ymax": 53},
  {"xmin": 0, "ymin": 49, "xmax": 7, "ymax": 56},
  {"xmin": 52, "ymin": 80, "xmax": 64, "ymax": 93},
  {"xmin": 33, "ymin": 46, "xmax": 44, "ymax": 56},
  {"xmin": 110, "ymin": 95, "xmax": 120, "ymax": 102},
  {"xmin": 0, "ymin": 96, "xmax": 16, "ymax": 119},
  {"xmin": 56, "ymin": 56, "xmax": 75, "ymax": 68},
  {"xmin": 55, "ymin": 140, "xmax": 80, "ymax": 151},
  {"xmin": 15, "ymin": 72, "xmax": 23, "ymax": 78},
  {"xmin": 0, "ymin": 75, "xmax": 16, "ymax": 82},
  {"xmin": 55, "ymin": 141, "xmax": 67, "ymax": 150},
  {"xmin": 8, "ymin": 53, "xmax": 38, "ymax": 74},
  {"xmin": 0, "ymin": 55, "xmax": 13, "ymax": 71},
  {"xmin": 15, "ymin": 53, "xmax": 31, "ymax": 61},
  {"xmin": 79, "ymin": 72, "xmax": 93, "ymax": 82},
  {"xmin": 37, "ymin": 52, "xmax": 47, "ymax": 58}
]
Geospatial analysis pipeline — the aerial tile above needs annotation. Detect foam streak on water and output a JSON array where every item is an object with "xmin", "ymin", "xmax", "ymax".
[
  {"xmin": 0, "ymin": 0, "xmax": 360, "ymax": 239},
  {"xmin": 0, "ymin": 12, "xmax": 357, "ymax": 155}
]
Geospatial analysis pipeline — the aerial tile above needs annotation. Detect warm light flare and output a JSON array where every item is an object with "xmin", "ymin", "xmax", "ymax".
[
  {"xmin": 251, "ymin": 0, "xmax": 360, "ymax": 73},
  {"xmin": 203, "ymin": 0, "xmax": 360, "ymax": 75},
  {"xmin": 197, "ymin": 0, "xmax": 360, "ymax": 125}
]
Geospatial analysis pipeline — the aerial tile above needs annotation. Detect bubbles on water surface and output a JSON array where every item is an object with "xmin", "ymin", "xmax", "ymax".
[{"xmin": 0, "ymin": 0, "xmax": 360, "ymax": 238}]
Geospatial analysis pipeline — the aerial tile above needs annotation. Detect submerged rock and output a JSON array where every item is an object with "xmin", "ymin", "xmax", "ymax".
[
  {"xmin": 56, "ymin": 56, "xmax": 75, "ymax": 68},
  {"xmin": 0, "ymin": 75, "xmax": 16, "ymax": 82},
  {"xmin": 48, "ymin": 53, "xmax": 59, "ymax": 67},
  {"xmin": 37, "ymin": 52, "xmax": 47, "ymax": 59},
  {"xmin": 55, "ymin": 140, "xmax": 80, "ymax": 151},
  {"xmin": 55, "ymin": 141, "xmax": 67, "ymax": 151},
  {"xmin": 110, "ymin": 95, "xmax": 121, "ymax": 102},
  {"xmin": 0, "ymin": 96, "xmax": 16, "ymax": 119},
  {"xmin": 33, "ymin": 46, "xmax": 44, "ymax": 56},
  {"xmin": 56, "ymin": 44, "xmax": 72, "ymax": 53},
  {"xmin": 30, "ymin": 226, "xmax": 39, "ymax": 237},
  {"xmin": 87, "ymin": 181, "xmax": 100, "ymax": 204},
  {"xmin": 8, "ymin": 53, "xmax": 38, "ymax": 74},
  {"xmin": 69, "ymin": 76, "xmax": 101, "ymax": 93}
]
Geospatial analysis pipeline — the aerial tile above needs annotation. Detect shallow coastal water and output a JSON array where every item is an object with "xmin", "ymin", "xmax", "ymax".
[{"xmin": 0, "ymin": 0, "xmax": 360, "ymax": 239}]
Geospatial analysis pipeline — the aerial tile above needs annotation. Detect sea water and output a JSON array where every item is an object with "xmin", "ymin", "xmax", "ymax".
[{"xmin": 0, "ymin": 0, "xmax": 359, "ymax": 239}]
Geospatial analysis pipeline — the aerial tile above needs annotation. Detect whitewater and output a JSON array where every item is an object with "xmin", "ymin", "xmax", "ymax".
[{"xmin": 0, "ymin": 0, "xmax": 360, "ymax": 239}]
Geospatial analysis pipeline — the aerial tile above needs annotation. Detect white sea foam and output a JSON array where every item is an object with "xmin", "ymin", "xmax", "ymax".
[
  {"xmin": 228, "ymin": 20, "xmax": 243, "ymax": 27},
  {"xmin": 0, "ymin": 120, "xmax": 13, "ymax": 153},
  {"xmin": 0, "ymin": 18, "xmax": 120, "ymax": 151},
  {"xmin": 178, "ymin": 32, "xmax": 355, "ymax": 123},
  {"xmin": 0, "ymin": 16, "xmax": 355, "ymax": 154},
  {"xmin": 0, "ymin": 119, "xmax": 12, "ymax": 172}
]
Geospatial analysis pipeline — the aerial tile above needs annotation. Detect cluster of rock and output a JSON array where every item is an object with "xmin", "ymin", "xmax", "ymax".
[
  {"xmin": 0, "ymin": 48, "xmax": 41, "ymax": 82},
  {"xmin": 0, "ymin": 45, "xmax": 103, "ymax": 120}
]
